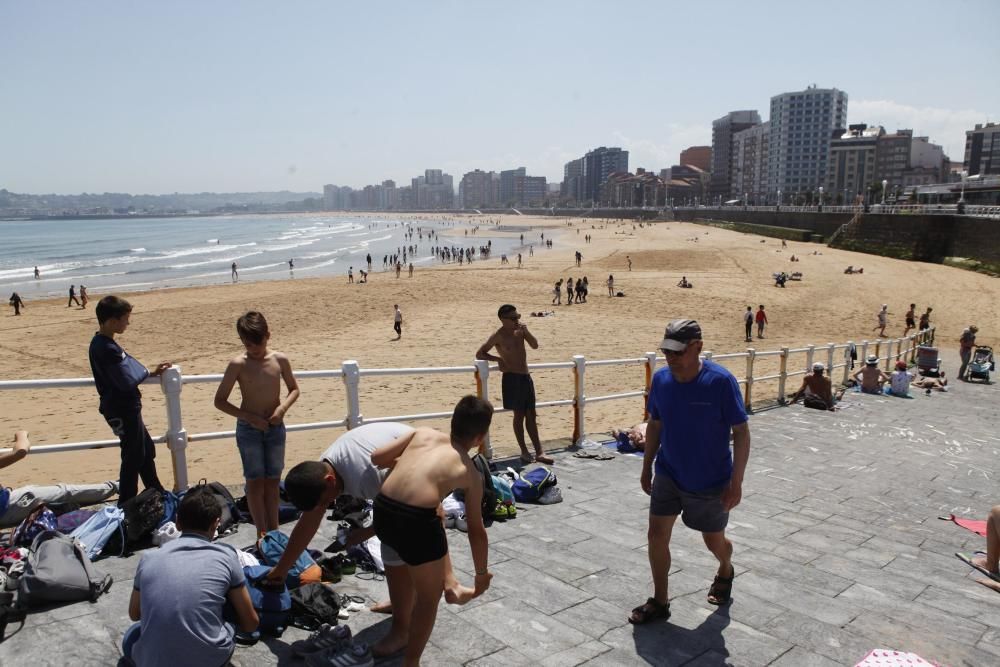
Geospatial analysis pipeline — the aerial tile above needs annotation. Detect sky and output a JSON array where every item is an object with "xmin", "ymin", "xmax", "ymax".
[{"xmin": 2, "ymin": 0, "xmax": 998, "ymax": 195}]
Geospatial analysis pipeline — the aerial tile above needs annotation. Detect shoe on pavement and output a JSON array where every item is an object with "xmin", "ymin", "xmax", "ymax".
[
  {"xmin": 290, "ymin": 623, "xmax": 352, "ymax": 657},
  {"xmin": 456, "ymin": 514, "xmax": 468, "ymax": 532},
  {"xmin": 305, "ymin": 642, "xmax": 374, "ymax": 667}
]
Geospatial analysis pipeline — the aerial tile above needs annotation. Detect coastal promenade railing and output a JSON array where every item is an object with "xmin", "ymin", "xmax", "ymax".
[
  {"xmin": 0, "ymin": 328, "xmax": 935, "ymax": 491},
  {"xmin": 672, "ymin": 204, "xmax": 1000, "ymax": 219}
]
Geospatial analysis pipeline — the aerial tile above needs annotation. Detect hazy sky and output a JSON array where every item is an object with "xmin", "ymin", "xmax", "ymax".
[{"xmin": 3, "ymin": 1, "xmax": 997, "ymax": 195}]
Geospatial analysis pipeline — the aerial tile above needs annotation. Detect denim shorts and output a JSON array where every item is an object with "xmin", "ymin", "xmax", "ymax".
[{"xmin": 235, "ymin": 420, "xmax": 286, "ymax": 480}]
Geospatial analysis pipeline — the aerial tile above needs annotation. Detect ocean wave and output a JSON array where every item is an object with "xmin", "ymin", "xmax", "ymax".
[{"xmin": 130, "ymin": 248, "xmax": 146, "ymax": 253}]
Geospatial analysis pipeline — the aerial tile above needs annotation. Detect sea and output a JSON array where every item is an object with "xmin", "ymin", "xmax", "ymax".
[{"xmin": 1, "ymin": 213, "xmax": 531, "ymax": 299}]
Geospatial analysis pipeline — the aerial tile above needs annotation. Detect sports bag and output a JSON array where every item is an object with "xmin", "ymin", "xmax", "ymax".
[
  {"xmin": 492, "ymin": 475, "xmax": 514, "ymax": 505},
  {"xmin": 196, "ymin": 480, "xmax": 240, "ymax": 536},
  {"xmin": 256, "ymin": 530, "xmax": 322, "ymax": 589},
  {"xmin": 18, "ymin": 531, "xmax": 113, "ymax": 607},
  {"xmin": 121, "ymin": 487, "xmax": 165, "ymax": 544},
  {"xmin": 289, "ymin": 582, "xmax": 342, "ymax": 630},
  {"xmin": 70, "ymin": 507, "xmax": 126, "ymax": 560},
  {"xmin": 11, "ymin": 505, "xmax": 58, "ymax": 547},
  {"xmin": 512, "ymin": 466, "xmax": 557, "ymax": 503},
  {"xmin": 243, "ymin": 565, "xmax": 291, "ymax": 636}
]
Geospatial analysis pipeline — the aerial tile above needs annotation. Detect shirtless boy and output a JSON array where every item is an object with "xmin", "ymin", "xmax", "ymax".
[
  {"xmin": 903, "ymin": 303, "xmax": 916, "ymax": 336},
  {"xmin": 476, "ymin": 304, "xmax": 554, "ymax": 464},
  {"xmin": 214, "ymin": 311, "xmax": 300, "ymax": 536},
  {"xmin": 854, "ymin": 355, "xmax": 890, "ymax": 394},
  {"xmin": 371, "ymin": 396, "xmax": 494, "ymax": 666}
]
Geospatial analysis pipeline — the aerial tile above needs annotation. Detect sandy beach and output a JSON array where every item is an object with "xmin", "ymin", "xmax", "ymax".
[{"xmin": 3, "ymin": 213, "xmax": 998, "ymax": 489}]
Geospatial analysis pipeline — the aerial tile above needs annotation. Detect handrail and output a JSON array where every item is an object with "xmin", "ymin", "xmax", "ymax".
[{"xmin": 0, "ymin": 328, "xmax": 935, "ymax": 490}]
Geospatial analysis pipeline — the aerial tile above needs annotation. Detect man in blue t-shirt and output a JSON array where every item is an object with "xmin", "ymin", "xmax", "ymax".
[{"xmin": 630, "ymin": 319, "xmax": 750, "ymax": 625}]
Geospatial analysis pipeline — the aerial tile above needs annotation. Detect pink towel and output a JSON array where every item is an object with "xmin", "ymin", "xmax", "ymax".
[
  {"xmin": 948, "ymin": 514, "xmax": 988, "ymax": 537},
  {"xmin": 856, "ymin": 648, "xmax": 940, "ymax": 666}
]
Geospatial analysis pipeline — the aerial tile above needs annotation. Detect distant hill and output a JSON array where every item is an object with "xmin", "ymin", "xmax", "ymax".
[{"xmin": 0, "ymin": 189, "xmax": 323, "ymax": 214}]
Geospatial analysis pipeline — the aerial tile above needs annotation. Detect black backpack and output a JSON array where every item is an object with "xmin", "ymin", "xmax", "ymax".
[
  {"xmin": 121, "ymin": 487, "xmax": 165, "ymax": 545},
  {"xmin": 197, "ymin": 480, "xmax": 240, "ymax": 536},
  {"xmin": 289, "ymin": 582, "xmax": 342, "ymax": 631},
  {"xmin": 471, "ymin": 453, "xmax": 496, "ymax": 527}
]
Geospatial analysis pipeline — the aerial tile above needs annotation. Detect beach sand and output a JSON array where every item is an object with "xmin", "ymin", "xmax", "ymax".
[{"xmin": 2, "ymin": 214, "xmax": 998, "ymax": 489}]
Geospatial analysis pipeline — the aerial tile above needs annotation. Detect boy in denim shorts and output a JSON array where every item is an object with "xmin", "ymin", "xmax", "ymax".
[{"xmin": 214, "ymin": 311, "xmax": 300, "ymax": 537}]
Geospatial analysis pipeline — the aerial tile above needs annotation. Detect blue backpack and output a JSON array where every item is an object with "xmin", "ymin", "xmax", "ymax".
[
  {"xmin": 256, "ymin": 530, "xmax": 322, "ymax": 589},
  {"xmin": 243, "ymin": 565, "xmax": 291, "ymax": 636},
  {"xmin": 70, "ymin": 507, "xmax": 126, "ymax": 560},
  {"xmin": 159, "ymin": 491, "xmax": 179, "ymax": 528},
  {"xmin": 512, "ymin": 467, "xmax": 557, "ymax": 503}
]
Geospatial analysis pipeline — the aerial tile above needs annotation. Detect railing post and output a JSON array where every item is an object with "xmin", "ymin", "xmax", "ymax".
[
  {"xmin": 643, "ymin": 352, "xmax": 657, "ymax": 420},
  {"xmin": 744, "ymin": 348, "xmax": 756, "ymax": 411},
  {"xmin": 778, "ymin": 347, "xmax": 789, "ymax": 404},
  {"xmin": 342, "ymin": 360, "xmax": 362, "ymax": 429},
  {"xmin": 860, "ymin": 340, "xmax": 870, "ymax": 368},
  {"xmin": 884, "ymin": 340, "xmax": 894, "ymax": 371},
  {"xmin": 474, "ymin": 359, "xmax": 493, "ymax": 459},
  {"xmin": 572, "ymin": 355, "xmax": 586, "ymax": 445},
  {"xmin": 805, "ymin": 345, "xmax": 815, "ymax": 375},
  {"xmin": 161, "ymin": 365, "xmax": 189, "ymax": 492},
  {"xmin": 826, "ymin": 343, "xmax": 835, "ymax": 377},
  {"xmin": 844, "ymin": 341, "xmax": 855, "ymax": 385}
]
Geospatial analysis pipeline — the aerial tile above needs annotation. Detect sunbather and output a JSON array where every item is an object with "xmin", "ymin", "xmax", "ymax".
[{"xmin": 854, "ymin": 355, "xmax": 890, "ymax": 393}]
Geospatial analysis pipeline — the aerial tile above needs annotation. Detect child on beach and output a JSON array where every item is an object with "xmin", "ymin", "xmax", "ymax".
[
  {"xmin": 89, "ymin": 296, "xmax": 170, "ymax": 505},
  {"xmin": 214, "ymin": 311, "xmax": 300, "ymax": 537},
  {"xmin": 371, "ymin": 396, "xmax": 494, "ymax": 666}
]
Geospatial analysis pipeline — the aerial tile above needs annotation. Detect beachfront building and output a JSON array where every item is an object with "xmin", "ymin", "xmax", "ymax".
[
  {"xmin": 824, "ymin": 124, "xmax": 882, "ymax": 204},
  {"xmin": 963, "ymin": 122, "xmax": 1000, "ymax": 176},
  {"xmin": 460, "ymin": 169, "xmax": 498, "ymax": 209},
  {"xmin": 497, "ymin": 167, "xmax": 548, "ymax": 207},
  {"xmin": 581, "ymin": 147, "xmax": 628, "ymax": 204},
  {"xmin": 601, "ymin": 169, "xmax": 667, "ymax": 207},
  {"xmin": 873, "ymin": 130, "xmax": 948, "ymax": 199},
  {"xmin": 731, "ymin": 121, "xmax": 770, "ymax": 204},
  {"xmin": 661, "ymin": 164, "xmax": 710, "ymax": 206},
  {"xmin": 679, "ymin": 146, "xmax": 712, "ymax": 172},
  {"xmin": 323, "ymin": 184, "xmax": 355, "ymax": 210},
  {"xmin": 710, "ymin": 110, "xmax": 762, "ymax": 203},
  {"xmin": 768, "ymin": 86, "xmax": 848, "ymax": 203},
  {"xmin": 411, "ymin": 169, "xmax": 455, "ymax": 209},
  {"xmin": 561, "ymin": 158, "xmax": 584, "ymax": 203}
]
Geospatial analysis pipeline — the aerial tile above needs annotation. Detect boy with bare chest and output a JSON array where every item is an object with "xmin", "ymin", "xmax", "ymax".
[{"xmin": 214, "ymin": 311, "xmax": 300, "ymax": 536}]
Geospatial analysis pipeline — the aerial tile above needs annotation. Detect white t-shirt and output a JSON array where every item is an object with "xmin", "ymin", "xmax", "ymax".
[
  {"xmin": 394, "ymin": 309, "xmax": 402, "ymax": 323},
  {"xmin": 890, "ymin": 370, "xmax": 912, "ymax": 395},
  {"xmin": 743, "ymin": 311, "xmax": 753, "ymax": 324},
  {"xmin": 878, "ymin": 310, "xmax": 887, "ymax": 325},
  {"xmin": 321, "ymin": 422, "xmax": 414, "ymax": 500}
]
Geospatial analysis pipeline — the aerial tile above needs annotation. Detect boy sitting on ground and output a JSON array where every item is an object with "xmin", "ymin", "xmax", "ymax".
[
  {"xmin": 124, "ymin": 486, "xmax": 258, "ymax": 667},
  {"xmin": 370, "ymin": 395, "xmax": 494, "ymax": 666}
]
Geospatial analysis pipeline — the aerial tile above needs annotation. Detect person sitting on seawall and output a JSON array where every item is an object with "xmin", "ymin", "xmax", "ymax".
[
  {"xmin": 790, "ymin": 363, "xmax": 845, "ymax": 411},
  {"xmin": 677, "ymin": 276, "xmax": 692, "ymax": 288},
  {"xmin": 853, "ymin": 355, "xmax": 890, "ymax": 394},
  {"xmin": 123, "ymin": 486, "xmax": 259, "ymax": 667},
  {"xmin": 0, "ymin": 430, "xmax": 119, "ymax": 528},
  {"xmin": 888, "ymin": 360, "xmax": 915, "ymax": 397}
]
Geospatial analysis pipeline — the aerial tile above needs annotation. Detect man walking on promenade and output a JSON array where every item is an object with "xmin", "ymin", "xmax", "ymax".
[
  {"xmin": 959, "ymin": 325, "xmax": 978, "ymax": 380},
  {"xmin": 630, "ymin": 319, "xmax": 750, "ymax": 624},
  {"xmin": 476, "ymin": 304, "xmax": 553, "ymax": 465}
]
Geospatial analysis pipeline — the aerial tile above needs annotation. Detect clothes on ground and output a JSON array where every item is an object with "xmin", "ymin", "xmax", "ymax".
[
  {"xmin": 321, "ymin": 422, "xmax": 414, "ymax": 500},
  {"xmin": 372, "ymin": 493, "xmax": 447, "ymax": 566},
  {"xmin": 647, "ymin": 359, "xmax": 747, "ymax": 492},
  {"xmin": 0, "ymin": 481, "xmax": 119, "ymax": 528},
  {"xmin": 131, "ymin": 533, "xmax": 244, "ymax": 667},
  {"xmin": 945, "ymin": 514, "xmax": 988, "ymax": 537}
]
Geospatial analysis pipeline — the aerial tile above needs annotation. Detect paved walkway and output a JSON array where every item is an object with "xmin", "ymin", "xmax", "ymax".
[{"xmin": 2, "ymin": 358, "xmax": 998, "ymax": 666}]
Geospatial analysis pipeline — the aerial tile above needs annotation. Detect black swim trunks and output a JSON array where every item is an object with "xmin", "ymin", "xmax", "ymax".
[
  {"xmin": 373, "ymin": 493, "xmax": 447, "ymax": 566},
  {"xmin": 502, "ymin": 372, "xmax": 536, "ymax": 411},
  {"xmin": 906, "ymin": 317, "xmax": 915, "ymax": 328}
]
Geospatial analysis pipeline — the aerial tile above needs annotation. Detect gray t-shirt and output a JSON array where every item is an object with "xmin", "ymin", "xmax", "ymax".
[
  {"xmin": 322, "ymin": 422, "xmax": 414, "ymax": 500},
  {"xmin": 133, "ymin": 534, "xmax": 245, "ymax": 667}
]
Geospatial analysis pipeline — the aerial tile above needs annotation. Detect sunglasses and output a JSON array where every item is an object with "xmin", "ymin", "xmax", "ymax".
[{"xmin": 503, "ymin": 314, "xmax": 521, "ymax": 321}]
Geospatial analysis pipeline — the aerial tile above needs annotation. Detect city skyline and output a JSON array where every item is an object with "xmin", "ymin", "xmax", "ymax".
[{"xmin": 2, "ymin": 1, "xmax": 997, "ymax": 195}]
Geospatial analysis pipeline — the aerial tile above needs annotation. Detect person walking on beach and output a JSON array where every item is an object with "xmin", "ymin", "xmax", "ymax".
[
  {"xmin": 67, "ymin": 284, "xmax": 81, "ymax": 307},
  {"xmin": 552, "ymin": 280, "xmax": 562, "ymax": 305},
  {"xmin": 627, "ymin": 255, "xmax": 632, "ymax": 271},
  {"xmin": 231, "ymin": 262, "xmax": 238, "ymax": 282},
  {"xmin": 755, "ymin": 305, "xmax": 768, "ymax": 339},
  {"xmin": 214, "ymin": 311, "xmax": 300, "ymax": 537},
  {"xmin": 393, "ymin": 304, "xmax": 403, "ymax": 339},
  {"xmin": 408, "ymin": 262, "xmax": 414, "ymax": 278},
  {"xmin": 33, "ymin": 266, "xmax": 39, "ymax": 279},
  {"xmin": 367, "ymin": 253, "xmax": 372, "ymax": 271},
  {"xmin": 959, "ymin": 326, "xmax": 978, "ymax": 380},
  {"xmin": 872, "ymin": 304, "xmax": 889, "ymax": 337},
  {"xmin": 566, "ymin": 278, "xmax": 574, "ymax": 306},
  {"xmin": 743, "ymin": 306, "xmax": 753, "ymax": 342},
  {"xmin": 630, "ymin": 319, "xmax": 750, "ymax": 624},
  {"xmin": 9, "ymin": 292, "xmax": 25, "ymax": 316},
  {"xmin": 79, "ymin": 284, "xmax": 89, "ymax": 308},
  {"xmin": 89, "ymin": 295, "xmax": 170, "ymax": 505},
  {"xmin": 288, "ymin": 258, "xmax": 294, "ymax": 271},
  {"xmin": 607, "ymin": 275, "xmax": 615, "ymax": 297},
  {"xmin": 476, "ymin": 304, "xmax": 553, "ymax": 465},
  {"xmin": 348, "ymin": 266, "xmax": 354, "ymax": 284},
  {"xmin": 903, "ymin": 303, "xmax": 916, "ymax": 336},
  {"xmin": 396, "ymin": 262, "xmax": 402, "ymax": 278},
  {"xmin": 575, "ymin": 250, "xmax": 582, "ymax": 267},
  {"xmin": 919, "ymin": 307, "xmax": 932, "ymax": 331}
]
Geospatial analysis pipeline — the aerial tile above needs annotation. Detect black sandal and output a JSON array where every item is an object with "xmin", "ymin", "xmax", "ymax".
[
  {"xmin": 628, "ymin": 597, "xmax": 670, "ymax": 624},
  {"xmin": 707, "ymin": 567, "xmax": 735, "ymax": 605}
]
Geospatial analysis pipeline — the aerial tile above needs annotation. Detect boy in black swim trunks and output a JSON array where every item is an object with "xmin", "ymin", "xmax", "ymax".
[
  {"xmin": 476, "ymin": 304, "xmax": 554, "ymax": 464},
  {"xmin": 371, "ymin": 396, "xmax": 494, "ymax": 666}
]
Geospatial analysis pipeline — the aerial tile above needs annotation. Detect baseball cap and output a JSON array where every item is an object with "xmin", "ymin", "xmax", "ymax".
[
  {"xmin": 812, "ymin": 362, "xmax": 825, "ymax": 371},
  {"xmin": 659, "ymin": 319, "xmax": 702, "ymax": 352},
  {"xmin": 895, "ymin": 360, "xmax": 907, "ymax": 370}
]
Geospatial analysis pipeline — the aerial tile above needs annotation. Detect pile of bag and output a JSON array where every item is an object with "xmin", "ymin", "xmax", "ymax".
[{"xmin": 509, "ymin": 466, "xmax": 562, "ymax": 505}]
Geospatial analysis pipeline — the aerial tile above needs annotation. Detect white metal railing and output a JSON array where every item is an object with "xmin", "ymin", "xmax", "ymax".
[
  {"xmin": 672, "ymin": 205, "xmax": 1000, "ymax": 219},
  {"xmin": 0, "ymin": 329, "xmax": 935, "ymax": 490}
]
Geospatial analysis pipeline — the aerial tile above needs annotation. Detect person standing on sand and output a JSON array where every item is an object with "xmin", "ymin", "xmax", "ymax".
[
  {"xmin": 566, "ymin": 278, "xmax": 574, "ymax": 305},
  {"xmin": 552, "ymin": 279, "xmax": 562, "ymax": 305},
  {"xmin": 367, "ymin": 253, "xmax": 372, "ymax": 271},
  {"xmin": 743, "ymin": 306, "xmax": 753, "ymax": 342},
  {"xmin": 607, "ymin": 275, "xmax": 614, "ymax": 297},
  {"xmin": 476, "ymin": 304, "xmax": 554, "ymax": 465},
  {"xmin": 408, "ymin": 262, "xmax": 414, "ymax": 278},
  {"xmin": 68, "ymin": 284, "xmax": 81, "ymax": 307},
  {"xmin": 394, "ymin": 304, "xmax": 403, "ymax": 339},
  {"xmin": 627, "ymin": 255, "xmax": 632, "ymax": 271},
  {"xmin": 903, "ymin": 303, "xmax": 916, "ymax": 336},
  {"xmin": 755, "ymin": 305, "xmax": 768, "ymax": 339},
  {"xmin": 10, "ymin": 292, "xmax": 25, "ymax": 316},
  {"xmin": 348, "ymin": 266, "xmax": 354, "ymax": 284},
  {"xmin": 231, "ymin": 262, "xmax": 238, "ymax": 282},
  {"xmin": 79, "ymin": 285, "xmax": 89, "ymax": 308}
]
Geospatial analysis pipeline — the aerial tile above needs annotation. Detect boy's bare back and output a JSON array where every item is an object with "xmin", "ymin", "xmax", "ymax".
[
  {"xmin": 379, "ymin": 428, "xmax": 479, "ymax": 509},
  {"xmin": 231, "ymin": 351, "xmax": 289, "ymax": 420}
]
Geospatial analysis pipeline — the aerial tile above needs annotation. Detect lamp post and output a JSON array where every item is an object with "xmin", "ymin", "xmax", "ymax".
[
  {"xmin": 818, "ymin": 186, "xmax": 824, "ymax": 211},
  {"xmin": 777, "ymin": 189, "xmax": 782, "ymax": 209},
  {"xmin": 881, "ymin": 179, "xmax": 887, "ymax": 205},
  {"xmin": 745, "ymin": 192, "xmax": 748, "ymax": 210},
  {"xmin": 959, "ymin": 170, "xmax": 968, "ymax": 204}
]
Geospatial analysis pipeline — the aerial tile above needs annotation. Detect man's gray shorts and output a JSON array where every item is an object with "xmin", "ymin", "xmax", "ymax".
[{"xmin": 650, "ymin": 473, "xmax": 729, "ymax": 533}]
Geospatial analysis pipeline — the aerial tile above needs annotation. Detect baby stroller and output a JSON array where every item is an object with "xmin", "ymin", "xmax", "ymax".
[
  {"xmin": 916, "ymin": 345, "xmax": 942, "ymax": 377},
  {"xmin": 967, "ymin": 345, "xmax": 994, "ymax": 383}
]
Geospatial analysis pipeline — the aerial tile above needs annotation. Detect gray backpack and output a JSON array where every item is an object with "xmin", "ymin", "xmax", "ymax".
[{"xmin": 18, "ymin": 531, "xmax": 113, "ymax": 607}]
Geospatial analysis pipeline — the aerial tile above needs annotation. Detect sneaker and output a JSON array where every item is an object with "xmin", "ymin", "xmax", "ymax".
[
  {"xmin": 290, "ymin": 623, "xmax": 352, "ymax": 657},
  {"xmin": 444, "ymin": 513, "xmax": 457, "ymax": 529},
  {"xmin": 505, "ymin": 504, "xmax": 517, "ymax": 519},
  {"xmin": 492, "ymin": 501, "xmax": 508, "ymax": 521},
  {"xmin": 456, "ymin": 514, "xmax": 468, "ymax": 532},
  {"xmin": 339, "ymin": 555, "xmax": 357, "ymax": 576},
  {"xmin": 306, "ymin": 642, "xmax": 374, "ymax": 667}
]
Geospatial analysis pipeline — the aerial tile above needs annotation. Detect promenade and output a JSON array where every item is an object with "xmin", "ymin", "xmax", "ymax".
[{"xmin": 2, "ymin": 351, "xmax": 997, "ymax": 666}]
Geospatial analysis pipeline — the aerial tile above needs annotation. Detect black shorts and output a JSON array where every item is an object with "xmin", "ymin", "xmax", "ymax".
[
  {"xmin": 905, "ymin": 318, "xmax": 915, "ymax": 328},
  {"xmin": 502, "ymin": 373, "xmax": 536, "ymax": 411},
  {"xmin": 649, "ymin": 473, "xmax": 729, "ymax": 533},
  {"xmin": 373, "ymin": 493, "xmax": 447, "ymax": 566}
]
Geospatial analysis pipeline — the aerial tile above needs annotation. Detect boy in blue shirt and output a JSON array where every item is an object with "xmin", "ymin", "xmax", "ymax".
[
  {"xmin": 631, "ymin": 319, "xmax": 750, "ymax": 624},
  {"xmin": 89, "ymin": 296, "xmax": 171, "ymax": 505}
]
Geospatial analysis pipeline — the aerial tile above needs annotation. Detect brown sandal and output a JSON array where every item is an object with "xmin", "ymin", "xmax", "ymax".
[
  {"xmin": 707, "ymin": 567, "xmax": 735, "ymax": 605},
  {"xmin": 628, "ymin": 597, "xmax": 670, "ymax": 624}
]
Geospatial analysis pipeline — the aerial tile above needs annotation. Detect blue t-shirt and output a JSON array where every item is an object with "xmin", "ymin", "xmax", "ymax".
[
  {"xmin": 133, "ymin": 534, "xmax": 245, "ymax": 667},
  {"xmin": 88, "ymin": 333, "xmax": 149, "ymax": 413},
  {"xmin": 646, "ymin": 359, "xmax": 748, "ymax": 492}
]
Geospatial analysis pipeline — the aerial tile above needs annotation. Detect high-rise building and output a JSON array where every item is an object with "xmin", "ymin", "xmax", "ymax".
[
  {"xmin": 460, "ymin": 169, "xmax": 497, "ymax": 209},
  {"xmin": 825, "ymin": 124, "xmax": 883, "ymax": 203},
  {"xmin": 710, "ymin": 111, "xmax": 761, "ymax": 201},
  {"xmin": 581, "ymin": 147, "xmax": 628, "ymax": 203},
  {"xmin": 964, "ymin": 122, "xmax": 1000, "ymax": 176},
  {"xmin": 731, "ymin": 121, "xmax": 770, "ymax": 202},
  {"xmin": 561, "ymin": 158, "xmax": 584, "ymax": 202},
  {"xmin": 500, "ymin": 168, "xmax": 526, "ymax": 205},
  {"xmin": 874, "ymin": 129, "xmax": 913, "ymax": 193},
  {"xmin": 679, "ymin": 146, "xmax": 711, "ymax": 172},
  {"xmin": 768, "ymin": 86, "xmax": 848, "ymax": 201}
]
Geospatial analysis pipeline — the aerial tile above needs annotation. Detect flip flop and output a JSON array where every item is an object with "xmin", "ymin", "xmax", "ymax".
[
  {"xmin": 593, "ymin": 453, "xmax": 615, "ymax": 461},
  {"xmin": 519, "ymin": 454, "xmax": 534, "ymax": 464},
  {"xmin": 534, "ymin": 454, "xmax": 555, "ymax": 465},
  {"xmin": 977, "ymin": 578, "xmax": 1000, "ymax": 593},
  {"xmin": 573, "ymin": 451, "xmax": 599, "ymax": 459},
  {"xmin": 956, "ymin": 552, "xmax": 1000, "ymax": 582}
]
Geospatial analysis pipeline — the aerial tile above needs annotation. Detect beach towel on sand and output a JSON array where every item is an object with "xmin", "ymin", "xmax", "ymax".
[{"xmin": 942, "ymin": 514, "xmax": 987, "ymax": 536}]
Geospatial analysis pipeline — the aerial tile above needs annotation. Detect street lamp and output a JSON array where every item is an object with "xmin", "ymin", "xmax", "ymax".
[
  {"xmin": 881, "ymin": 179, "xmax": 887, "ymax": 205},
  {"xmin": 777, "ymin": 189, "xmax": 782, "ymax": 207},
  {"xmin": 818, "ymin": 186, "xmax": 824, "ymax": 211},
  {"xmin": 959, "ymin": 170, "xmax": 968, "ymax": 203}
]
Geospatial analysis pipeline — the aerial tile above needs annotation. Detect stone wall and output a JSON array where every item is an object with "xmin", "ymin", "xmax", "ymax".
[{"xmin": 671, "ymin": 209, "xmax": 848, "ymax": 237}]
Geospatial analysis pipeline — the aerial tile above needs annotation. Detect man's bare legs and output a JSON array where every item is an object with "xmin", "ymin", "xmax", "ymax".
[
  {"xmin": 400, "ymin": 558, "xmax": 446, "ymax": 667},
  {"xmin": 524, "ymin": 408, "xmax": 552, "ymax": 464},
  {"xmin": 512, "ymin": 410, "xmax": 531, "ymax": 463},
  {"xmin": 703, "ymin": 529, "xmax": 734, "ymax": 579},
  {"xmin": 245, "ymin": 478, "xmax": 269, "ymax": 538},
  {"xmin": 972, "ymin": 505, "xmax": 1000, "ymax": 576},
  {"xmin": 631, "ymin": 513, "xmax": 677, "ymax": 622},
  {"xmin": 372, "ymin": 564, "xmax": 412, "ymax": 657}
]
